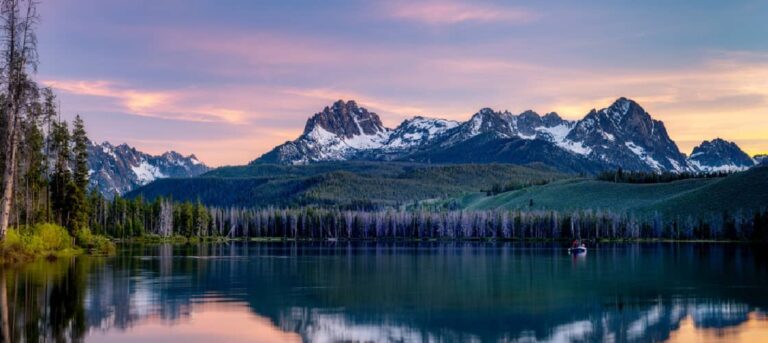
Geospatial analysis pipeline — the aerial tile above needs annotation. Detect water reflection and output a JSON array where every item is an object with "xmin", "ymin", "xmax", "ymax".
[{"xmin": 1, "ymin": 242, "xmax": 767, "ymax": 342}]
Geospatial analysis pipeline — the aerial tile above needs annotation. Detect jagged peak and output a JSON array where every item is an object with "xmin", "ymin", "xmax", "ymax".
[
  {"xmin": 603, "ymin": 97, "xmax": 646, "ymax": 119},
  {"xmin": 518, "ymin": 110, "xmax": 541, "ymax": 119},
  {"xmin": 330, "ymin": 99, "xmax": 359, "ymax": 111},
  {"xmin": 303, "ymin": 99, "xmax": 386, "ymax": 138},
  {"xmin": 473, "ymin": 107, "xmax": 512, "ymax": 118},
  {"xmin": 692, "ymin": 138, "xmax": 744, "ymax": 154},
  {"xmin": 541, "ymin": 112, "xmax": 565, "ymax": 127},
  {"xmin": 398, "ymin": 115, "xmax": 457, "ymax": 127},
  {"xmin": 701, "ymin": 137, "xmax": 734, "ymax": 146}
]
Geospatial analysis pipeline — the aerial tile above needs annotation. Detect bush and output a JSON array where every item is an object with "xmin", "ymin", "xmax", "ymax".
[
  {"xmin": 0, "ymin": 229, "xmax": 34, "ymax": 263},
  {"xmin": 75, "ymin": 228, "xmax": 116, "ymax": 256},
  {"xmin": 32, "ymin": 223, "xmax": 74, "ymax": 252},
  {"xmin": 1, "ymin": 224, "xmax": 115, "ymax": 263},
  {"xmin": 0, "ymin": 224, "xmax": 75, "ymax": 263}
]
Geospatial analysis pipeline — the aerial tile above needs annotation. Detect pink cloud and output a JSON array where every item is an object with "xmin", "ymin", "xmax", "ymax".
[
  {"xmin": 385, "ymin": 1, "xmax": 539, "ymax": 25},
  {"xmin": 44, "ymin": 79, "xmax": 248, "ymax": 124}
]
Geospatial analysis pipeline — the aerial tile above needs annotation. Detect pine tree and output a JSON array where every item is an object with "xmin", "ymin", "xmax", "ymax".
[
  {"xmin": 20, "ymin": 94, "xmax": 45, "ymax": 226},
  {"xmin": 50, "ymin": 120, "xmax": 72, "ymax": 228},
  {"xmin": 69, "ymin": 115, "xmax": 89, "ymax": 232}
]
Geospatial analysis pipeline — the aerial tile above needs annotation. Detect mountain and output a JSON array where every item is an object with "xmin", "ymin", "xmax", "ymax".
[
  {"xmin": 257, "ymin": 100, "xmax": 459, "ymax": 164},
  {"xmin": 88, "ymin": 141, "xmax": 210, "ymax": 197},
  {"xmin": 687, "ymin": 138, "xmax": 755, "ymax": 172},
  {"xmin": 257, "ymin": 100, "xmax": 391, "ymax": 164},
  {"xmin": 564, "ymin": 98, "xmax": 687, "ymax": 172},
  {"xmin": 253, "ymin": 98, "xmax": 736, "ymax": 174},
  {"xmin": 756, "ymin": 155, "xmax": 768, "ymax": 165}
]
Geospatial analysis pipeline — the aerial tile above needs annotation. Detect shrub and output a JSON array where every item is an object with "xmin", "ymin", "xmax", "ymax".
[
  {"xmin": 75, "ymin": 228, "xmax": 116, "ymax": 256},
  {"xmin": 0, "ymin": 230, "xmax": 34, "ymax": 263},
  {"xmin": 32, "ymin": 223, "xmax": 73, "ymax": 252},
  {"xmin": 1, "ymin": 224, "xmax": 116, "ymax": 263}
]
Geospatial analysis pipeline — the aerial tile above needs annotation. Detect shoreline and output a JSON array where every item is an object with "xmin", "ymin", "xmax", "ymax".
[{"xmin": 112, "ymin": 236, "xmax": 756, "ymax": 245}]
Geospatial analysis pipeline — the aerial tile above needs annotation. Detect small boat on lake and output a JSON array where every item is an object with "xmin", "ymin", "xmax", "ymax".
[{"xmin": 568, "ymin": 240, "xmax": 587, "ymax": 255}]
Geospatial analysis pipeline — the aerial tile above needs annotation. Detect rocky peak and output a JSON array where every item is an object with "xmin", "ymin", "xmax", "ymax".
[
  {"xmin": 464, "ymin": 108, "xmax": 515, "ymax": 137},
  {"xmin": 566, "ymin": 98, "xmax": 687, "ymax": 172},
  {"xmin": 542, "ymin": 112, "xmax": 564, "ymax": 127},
  {"xmin": 384, "ymin": 116, "xmax": 460, "ymax": 150},
  {"xmin": 516, "ymin": 110, "xmax": 544, "ymax": 136},
  {"xmin": 688, "ymin": 138, "xmax": 754, "ymax": 172},
  {"xmin": 303, "ymin": 99, "xmax": 386, "ymax": 138}
]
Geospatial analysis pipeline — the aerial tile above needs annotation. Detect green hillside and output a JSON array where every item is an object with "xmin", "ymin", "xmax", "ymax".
[
  {"xmin": 447, "ymin": 166, "xmax": 768, "ymax": 218},
  {"xmin": 127, "ymin": 162, "xmax": 566, "ymax": 208}
]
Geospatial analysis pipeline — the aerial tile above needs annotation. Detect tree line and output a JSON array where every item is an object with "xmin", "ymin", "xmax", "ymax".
[
  {"xmin": 596, "ymin": 168, "xmax": 732, "ymax": 184},
  {"xmin": 87, "ymin": 196, "xmax": 768, "ymax": 242}
]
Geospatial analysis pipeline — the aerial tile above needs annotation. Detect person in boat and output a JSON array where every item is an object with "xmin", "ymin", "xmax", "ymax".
[{"xmin": 572, "ymin": 240, "xmax": 580, "ymax": 248}]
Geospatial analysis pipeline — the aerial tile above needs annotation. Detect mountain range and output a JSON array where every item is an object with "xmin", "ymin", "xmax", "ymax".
[
  {"xmin": 87, "ymin": 141, "xmax": 210, "ymax": 197},
  {"xmin": 254, "ymin": 98, "xmax": 757, "ymax": 174}
]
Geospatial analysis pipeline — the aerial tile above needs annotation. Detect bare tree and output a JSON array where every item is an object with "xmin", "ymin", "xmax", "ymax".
[{"xmin": 0, "ymin": 0, "xmax": 38, "ymax": 239}]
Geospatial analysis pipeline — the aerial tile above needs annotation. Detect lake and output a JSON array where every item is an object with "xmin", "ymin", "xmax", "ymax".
[{"xmin": 1, "ymin": 242, "xmax": 767, "ymax": 342}]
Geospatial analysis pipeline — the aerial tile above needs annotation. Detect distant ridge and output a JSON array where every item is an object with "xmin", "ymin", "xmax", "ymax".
[
  {"xmin": 88, "ymin": 141, "xmax": 210, "ymax": 197},
  {"xmin": 254, "ymin": 98, "xmax": 754, "ymax": 174}
]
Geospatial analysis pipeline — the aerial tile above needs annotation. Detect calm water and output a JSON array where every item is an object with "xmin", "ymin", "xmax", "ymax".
[{"xmin": 2, "ymin": 242, "xmax": 768, "ymax": 342}]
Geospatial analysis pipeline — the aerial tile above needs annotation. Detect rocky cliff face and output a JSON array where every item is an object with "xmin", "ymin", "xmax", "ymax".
[
  {"xmin": 257, "ymin": 100, "xmax": 391, "ymax": 164},
  {"xmin": 253, "ymin": 98, "xmax": 751, "ymax": 175},
  {"xmin": 88, "ymin": 141, "xmax": 209, "ymax": 197},
  {"xmin": 565, "ymin": 98, "xmax": 688, "ymax": 172},
  {"xmin": 687, "ymin": 139, "xmax": 755, "ymax": 172}
]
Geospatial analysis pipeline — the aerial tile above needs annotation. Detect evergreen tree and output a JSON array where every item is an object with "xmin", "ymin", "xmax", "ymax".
[
  {"xmin": 69, "ymin": 115, "xmax": 89, "ymax": 232},
  {"xmin": 19, "ymin": 94, "xmax": 46, "ymax": 226},
  {"xmin": 50, "ymin": 120, "xmax": 73, "ymax": 228}
]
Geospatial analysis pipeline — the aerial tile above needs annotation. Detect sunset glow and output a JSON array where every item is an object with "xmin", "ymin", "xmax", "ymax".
[{"xmin": 37, "ymin": 1, "xmax": 768, "ymax": 165}]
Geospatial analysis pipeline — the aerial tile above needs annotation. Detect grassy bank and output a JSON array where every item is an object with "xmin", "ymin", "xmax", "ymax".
[{"xmin": 0, "ymin": 223, "xmax": 115, "ymax": 264}]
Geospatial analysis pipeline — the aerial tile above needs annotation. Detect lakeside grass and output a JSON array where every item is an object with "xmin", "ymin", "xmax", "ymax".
[{"xmin": 0, "ymin": 223, "xmax": 115, "ymax": 264}]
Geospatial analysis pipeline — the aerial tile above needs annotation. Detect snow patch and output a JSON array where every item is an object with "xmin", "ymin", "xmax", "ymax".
[
  {"xmin": 131, "ymin": 161, "xmax": 166, "ymax": 185},
  {"xmin": 536, "ymin": 123, "xmax": 571, "ymax": 143},
  {"xmin": 625, "ymin": 142, "xmax": 663, "ymax": 171},
  {"xmin": 688, "ymin": 159, "xmax": 750, "ymax": 173},
  {"xmin": 557, "ymin": 140, "xmax": 593, "ymax": 156}
]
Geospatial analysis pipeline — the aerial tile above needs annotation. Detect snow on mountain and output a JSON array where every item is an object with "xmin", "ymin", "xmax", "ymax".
[
  {"xmin": 257, "ymin": 100, "xmax": 392, "ymax": 164},
  {"xmin": 565, "ymin": 98, "xmax": 688, "ymax": 172},
  {"xmin": 385, "ymin": 116, "xmax": 459, "ymax": 150},
  {"xmin": 88, "ymin": 141, "xmax": 210, "ymax": 197},
  {"xmin": 253, "ymin": 98, "xmax": 752, "ymax": 175},
  {"xmin": 687, "ymin": 138, "xmax": 755, "ymax": 172}
]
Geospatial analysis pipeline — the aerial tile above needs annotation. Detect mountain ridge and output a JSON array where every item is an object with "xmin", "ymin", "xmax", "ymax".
[
  {"xmin": 88, "ymin": 140, "xmax": 210, "ymax": 197},
  {"xmin": 253, "ymin": 98, "xmax": 754, "ymax": 174}
]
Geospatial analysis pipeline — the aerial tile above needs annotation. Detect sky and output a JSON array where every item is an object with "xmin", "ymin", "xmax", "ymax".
[{"xmin": 37, "ymin": 0, "xmax": 768, "ymax": 166}]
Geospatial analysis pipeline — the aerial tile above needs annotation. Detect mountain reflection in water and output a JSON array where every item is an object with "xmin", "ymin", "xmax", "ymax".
[{"xmin": 0, "ymin": 242, "xmax": 766, "ymax": 342}]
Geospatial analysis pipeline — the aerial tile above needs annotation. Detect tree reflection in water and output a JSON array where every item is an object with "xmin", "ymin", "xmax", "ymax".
[{"xmin": 0, "ymin": 242, "xmax": 766, "ymax": 342}]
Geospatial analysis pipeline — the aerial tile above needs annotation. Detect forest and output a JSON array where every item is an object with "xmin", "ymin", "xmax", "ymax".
[
  {"xmin": 88, "ymin": 196, "xmax": 768, "ymax": 242},
  {"xmin": 596, "ymin": 168, "xmax": 732, "ymax": 184}
]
